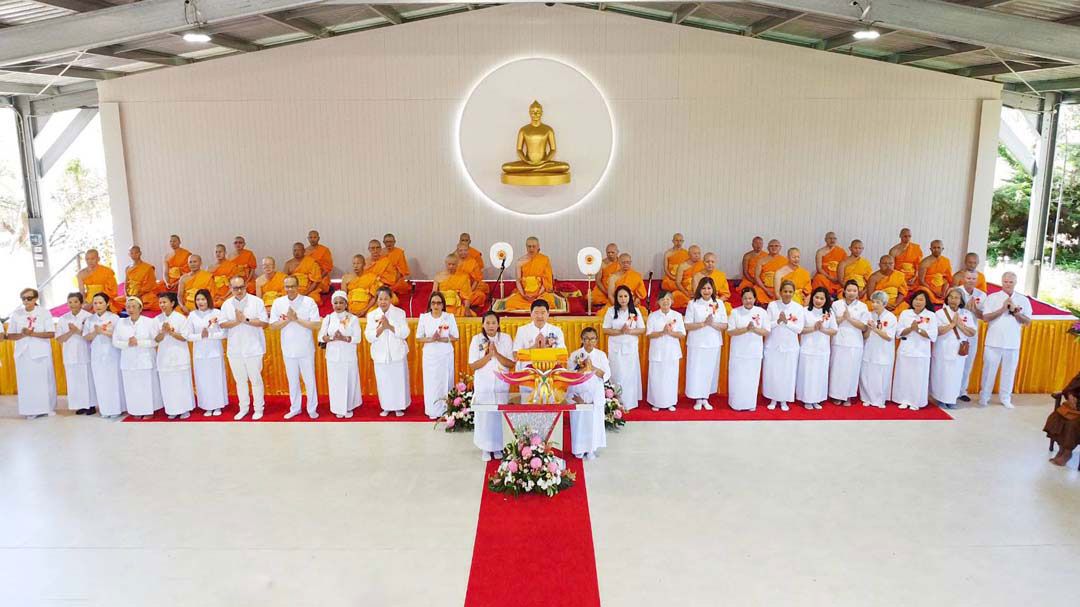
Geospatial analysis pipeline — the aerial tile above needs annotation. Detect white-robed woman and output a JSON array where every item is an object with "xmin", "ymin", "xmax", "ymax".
[
  {"xmin": 57, "ymin": 292, "xmax": 96, "ymax": 415},
  {"xmin": 727, "ymin": 287, "xmax": 771, "ymax": 411},
  {"xmin": 859, "ymin": 290, "xmax": 897, "ymax": 409},
  {"xmin": 364, "ymin": 286, "xmax": 411, "ymax": 417},
  {"xmin": 601, "ymin": 285, "xmax": 645, "ymax": 410},
  {"xmin": 82, "ymin": 293, "xmax": 125, "ymax": 418},
  {"xmin": 930, "ymin": 287, "xmax": 977, "ymax": 409},
  {"xmin": 154, "ymin": 292, "xmax": 195, "ymax": 419},
  {"xmin": 646, "ymin": 291, "xmax": 685, "ymax": 412},
  {"xmin": 568, "ymin": 327, "xmax": 610, "ymax": 459},
  {"xmin": 416, "ymin": 291, "xmax": 459, "ymax": 420},
  {"xmin": 469, "ymin": 311, "xmax": 514, "ymax": 461},
  {"xmin": 113, "ymin": 297, "xmax": 162, "ymax": 419},
  {"xmin": 892, "ymin": 290, "xmax": 937, "ymax": 410},
  {"xmin": 684, "ymin": 277, "xmax": 729, "ymax": 411},
  {"xmin": 8, "ymin": 288, "xmax": 57, "ymax": 418},
  {"xmin": 319, "ymin": 291, "xmax": 363, "ymax": 418},
  {"xmin": 797, "ymin": 286, "xmax": 838, "ymax": 410},
  {"xmin": 763, "ymin": 280, "xmax": 805, "ymax": 412},
  {"xmin": 186, "ymin": 288, "xmax": 228, "ymax": 416},
  {"xmin": 829, "ymin": 280, "xmax": 870, "ymax": 406}
]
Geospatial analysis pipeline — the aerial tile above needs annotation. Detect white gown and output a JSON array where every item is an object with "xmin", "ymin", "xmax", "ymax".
[
  {"xmin": 155, "ymin": 311, "xmax": 195, "ymax": 416},
  {"xmin": 83, "ymin": 312, "xmax": 126, "ymax": 416},
  {"xmin": 416, "ymin": 312, "xmax": 459, "ymax": 418},
  {"xmin": 113, "ymin": 315, "xmax": 163, "ymax": 415},
  {"xmin": 762, "ymin": 300, "xmax": 805, "ymax": 403},
  {"xmin": 891, "ymin": 309, "xmax": 937, "ymax": 408},
  {"xmin": 186, "ymin": 309, "xmax": 229, "ymax": 411},
  {"xmin": 859, "ymin": 311, "xmax": 897, "ymax": 407},
  {"xmin": 828, "ymin": 299, "xmax": 869, "ymax": 401},
  {"xmin": 683, "ymin": 299, "xmax": 727, "ymax": 399},
  {"xmin": 958, "ymin": 288, "xmax": 986, "ymax": 396},
  {"xmin": 319, "ymin": 312, "xmax": 363, "ymax": 416},
  {"xmin": 567, "ymin": 346, "xmax": 609, "ymax": 456},
  {"xmin": 645, "ymin": 309, "xmax": 685, "ymax": 408},
  {"xmin": 469, "ymin": 332, "xmax": 513, "ymax": 453},
  {"xmin": 602, "ymin": 306, "xmax": 645, "ymax": 410},
  {"xmin": 59, "ymin": 310, "xmax": 95, "ymax": 410},
  {"xmin": 364, "ymin": 305, "xmax": 411, "ymax": 411},
  {"xmin": 796, "ymin": 307, "xmax": 837, "ymax": 405},
  {"xmin": 8, "ymin": 306, "xmax": 57, "ymax": 416},
  {"xmin": 727, "ymin": 306, "xmax": 770, "ymax": 411},
  {"xmin": 930, "ymin": 306, "xmax": 976, "ymax": 405}
]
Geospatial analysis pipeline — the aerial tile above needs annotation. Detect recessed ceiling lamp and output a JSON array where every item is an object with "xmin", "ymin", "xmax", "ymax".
[{"xmin": 182, "ymin": 31, "xmax": 211, "ymax": 43}]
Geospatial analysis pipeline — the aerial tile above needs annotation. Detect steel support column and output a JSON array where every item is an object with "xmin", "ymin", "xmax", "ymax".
[
  {"xmin": 1022, "ymin": 92, "xmax": 1060, "ymax": 295},
  {"xmin": 12, "ymin": 96, "xmax": 51, "ymax": 296}
]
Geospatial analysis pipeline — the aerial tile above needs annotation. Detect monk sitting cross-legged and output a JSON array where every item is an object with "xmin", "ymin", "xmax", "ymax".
[
  {"xmin": 284, "ymin": 241, "xmax": 324, "ymax": 304},
  {"xmin": 497, "ymin": 236, "xmax": 567, "ymax": 312},
  {"xmin": 588, "ymin": 243, "xmax": 621, "ymax": 308},
  {"xmin": 865, "ymin": 254, "xmax": 908, "ymax": 314},
  {"xmin": 835, "ymin": 239, "xmax": 873, "ymax": 299},
  {"xmin": 78, "ymin": 248, "xmax": 121, "ymax": 313},
  {"xmin": 810, "ymin": 231, "xmax": 846, "ymax": 293},
  {"xmin": 177, "ymin": 254, "xmax": 214, "ymax": 314},
  {"xmin": 952, "ymin": 252, "xmax": 988, "ymax": 292},
  {"xmin": 340, "ymin": 254, "xmax": 378, "ymax": 317},
  {"xmin": 595, "ymin": 252, "xmax": 648, "ymax": 317},
  {"xmin": 661, "ymin": 233, "xmax": 688, "ymax": 293},
  {"xmin": 306, "ymin": 230, "xmax": 334, "ymax": 296},
  {"xmin": 888, "ymin": 227, "xmax": 923, "ymax": 289},
  {"xmin": 119, "ymin": 245, "xmax": 160, "ymax": 312},
  {"xmin": 766, "ymin": 247, "xmax": 811, "ymax": 305},
  {"xmin": 364, "ymin": 240, "xmax": 400, "ymax": 306},
  {"xmin": 229, "ymin": 235, "xmax": 258, "ymax": 293},
  {"xmin": 434, "ymin": 255, "xmax": 475, "ymax": 317},
  {"xmin": 255, "ymin": 256, "xmax": 287, "ymax": 310},
  {"xmin": 750, "ymin": 239, "xmax": 786, "ymax": 304},
  {"xmin": 209, "ymin": 244, "xmax": 240, "ymax": 307},
  {"xmin": 454, "ymin": 242, "xmax": 488, "ymax": 310},
  {"xmin": 735, "ymin": 236, "xmax": 767, "ymax": 292},
  {"xmin": 382, "ymin": 233, "xmax": 411, "ymax": 297},
  {"xmin": 915, "ymin": 239, "xmax": 953, "ymax": 305},
  {"xmin": 671, "ymin": 245, "xmax": 704, "ymax": 308},
  {"xmin": 691, "ymin": 252, "xmax": 731, "ymax": 313}
]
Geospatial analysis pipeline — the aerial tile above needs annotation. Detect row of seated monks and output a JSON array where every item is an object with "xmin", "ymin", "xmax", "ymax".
[{"xmin": 74, "ymin": 226, "xmax": 988, "ymax": 319}]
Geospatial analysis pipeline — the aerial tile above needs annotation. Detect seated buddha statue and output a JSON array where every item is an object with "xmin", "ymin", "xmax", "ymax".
[{"xmin": 501, "ymin": 100, "xmax": 571, "ymax": 186}]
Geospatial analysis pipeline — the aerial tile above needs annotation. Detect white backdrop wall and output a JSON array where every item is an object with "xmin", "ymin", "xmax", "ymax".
[{"xmin": 98, "ymin": 3, "xmax": 1001, "ymax": 281}]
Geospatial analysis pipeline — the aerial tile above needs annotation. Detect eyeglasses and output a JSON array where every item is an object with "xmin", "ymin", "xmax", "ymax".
[
  {"xmin": 231, "ymin": 285, "xmax": 245, "ymax": 290},
  {"xmin": 21, "ymin": 296, "xmax": 35, "ymax": 301}
]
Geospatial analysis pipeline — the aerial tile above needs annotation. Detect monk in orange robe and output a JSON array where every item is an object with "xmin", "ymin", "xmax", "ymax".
[
  {"xmin": 865, "ymin": 255, "xmax": 908, "ymax": 313},
  {"xmin": 500, "ymin": 237, "xmax": 564, "ymax": 312},
  {"xmin": 736, "ymin": 236, "xmax": 767, "ymax": 292},
  {"xmin": 306, "ymin": 230, "xmax": 334, "ymax": 295},
  {"xmin": 596, "ymin": 253, "xmax": 648, "ymax": 317},
  {"xmin": 177, "ymin": 255, "xmax": 215, "ymax": 313},
  {"xmin": 588, "ymin": 243, "xmax": 621, "ymax": 307},
  {"xmin": 458, "ymin": 232, "xmax": 484, "ymax": 264},
  {"xmin": 161, "ymin": 234, "xmax": 190, "ymax": 292},
  {"xmin": 661, "ymin": 233, "xmax": 688, "ymax": 293},
  {"xmin": 119, "ymin": 246, "xmax": 160, "ymax": 312},
  {"xmin": 915, "ymin": 240, "xmax": 953, "ymax": 304},
  {"xmin": 952, "ymin": 252, "xmax": 988, "ymax": 292},
  {"xmin": 229, "ymin": 235, "xmax": 258, "ymax": 293},
  {"xmin": 364, "ymin": 240, "xmax": 401, "ymax": 305},
  {"xmin": 340, "ymin": 254, "xmax": 378, "ymax": 317},
  {"xmin": 835, "ymin": 239, "xmax": 873, "ymax": 298},
  {"xmin": 888, "ymin": 227, "xmax": 924, "ymax": 288},
  {"xmin": 750, "ymin": 239, "xmax": 786, "ymax": 303},
  {"xmin": 672, "ymin": 245, "xmax": 704, "ymax": 308},
  {"xmin": 770, "ymin": 248, "xmax": 812, "ymax": 304},
  {"xmin": 255, "ymin": 256, "xmax": 287, "ymax": 310},
  {"xmin": 283, "ymin": 242, "xmax": 324, "ymax": 304},
  {"xmin": 209, "ymin": 244, "xmax": 240, "ymax": 307},
  {"xmin": 434, "ymin": 255, "xmax": 476, "ymax": 317},
  {"xmin": 692, "ymin": 252, "xmax": 731, "ymax": 312},
  {"xmin": 78, "ymin": 248, "xmax": 121, "ymax": 313},
  {"xmin": 382, "ymin": 233, "xmax": 411, "ymax": 296},
  {"xmin": 455, "ymin": 242, "xmax": 488, "ymax": 309},
  {"xmin": 810, "ymin": 231, "xmax": 846, "ymax": 293}
]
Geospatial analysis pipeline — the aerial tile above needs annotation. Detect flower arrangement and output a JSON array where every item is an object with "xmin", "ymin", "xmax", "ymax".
[
  {"xmin": 603, "ymin": 380, "xmax": 627, "ymax": 429},
  {"xmin": 488, "ymin": 430, "xmax": 576, "ymax": 497},
  {"xmin": 437, "ymin": 374, "xmax": 474, "ymax": 432}
]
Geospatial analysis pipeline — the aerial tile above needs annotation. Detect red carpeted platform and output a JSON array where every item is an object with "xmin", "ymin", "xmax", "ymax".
[
  {"xmin": 622, "ymin": 395, "xmax": 953, "ymax": 421},
  {"xmin": 121, "ymin": 394, "xmax": 435, "ymax": 422}
]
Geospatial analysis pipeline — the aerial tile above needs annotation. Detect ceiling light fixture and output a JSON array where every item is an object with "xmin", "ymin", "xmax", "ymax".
[
  {"xmin": 182, "ymin": 31, "xmax": 212, "ymax": 43},
  {"xmin": 849, "ymin": 0, "xmax": 880, "ymax": 41},
  {"xmin": 182, "ymin": 0, "xmax": 210, "ymax": 44},
  {"xmin": 853, "ymin": 28, "xmax": 880, "ymax": 40}
]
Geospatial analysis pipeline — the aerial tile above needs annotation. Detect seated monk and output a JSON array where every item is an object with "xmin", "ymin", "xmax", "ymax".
[
  {"xmin": 671, "ymin": 245, "xmax": 704, "ymax": 308},
  {"xmin": 382, "ymin": 233, "xmax": 411, "ymax": 296},
  {"xmin": 888, "ymin": 227, "xmax": 923, "ymax": 289},
  {"xmin": 835, "ymin": 239, "xmax": 873, "ymax": 298},
  {"xmin": 661, "ymin": 233, "xmax": 688, "ymax": 293},
  {"xmin": 434, "ymin": 255, "xmax": 475, "ymax": 317},
  {"xmin": 255, "ymin": 256, "xmax": 287, "ymax": 310},
  {"xmin": 78, "ymin": 248, "xmax": 121, "ymax": 313},
  {"xmin": 177, "ymin": 254, "xmax": 214, "ymax": 314},
  {"xmin": 364, "ymin": 240, "xmax": 400, "ymax": 306},
  {"xmin": 161, "ymin": 234, "xmax": 190, "ymax": 292},
  {"xmin": 952, "ymin": 252, "xmax": 988, "ymax": 292},
  {"xmin": 306, "ymin": 230, "xmax": 334, "ymax": 295},
  {"xmin": 915, "ymin": 239, "xmax": 953, "ymax": 304},
  {"xmin": 119, "ymin": 245, "xmax": 160, "ymax": 312},
  {"xmin": 458, "ymin": 232, "xmax": 484, "ymax": 264},
  {"xmin": 596, "ymin": 253, "xmax": 648, "ymax": 317},
  {"xmin": 230, "ymin": 235, "xmax": 258, "ymax": 293},
  {"xmin": 283, "ymin": 242, "xmax": 325, "ymax": 304},
  {"xmin": 588, "ymin": 243, "xmax": 621, "ymax": 307},
  {"xmin": 209, "ymin": 244, "xmax": 239, "ymax": 307},
  {"xmin": 455, "ymin": 242, "xmax": 488, "ymax": 309},
  {"xmin": 810, "ymin": 231, "xmax": 846, "ymax": 293},
  {"xmin": 750, "ymin": 239, "xmax": 785, "ymax": 303},
  {"xmin": 865, "ymin": 254, "xmax": 908, "ymax": 313},
  {"xmin": 692, "ymin": 252, "xmax": 732, "ymax": 313},
  {"xmin": 498, "ymin": 236, "xmax": 566, "ymax": 312},
  {"xmin": 769, "ymin": 248, "xmax": 812, "ymax": 305},
  {"xmin": 340, "ymin": 254, "xmax": 378, "ymax": 317},
  {"xmin": 735, "ymin": 236, "xmax": 767, "ymax": 292}
]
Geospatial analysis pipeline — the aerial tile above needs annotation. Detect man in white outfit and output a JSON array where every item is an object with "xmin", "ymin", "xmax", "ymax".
[
  {"xmin": 220, "ymin": 276, "xmax": 269, "ymax": 420},
  {"xmin": 957, "ymin": 270, "xmax": 986, "ymax": 402},
  {"xmin": 270, "ymin": 276, "xmax": 322, "ymax": 419},
  {"xmin": 512, "ymin": 300, "xmax": 566, "ymax": 401},
  {"xmin": 978, "ymin": 272, "xmax": 1031, "ymax": 409}
]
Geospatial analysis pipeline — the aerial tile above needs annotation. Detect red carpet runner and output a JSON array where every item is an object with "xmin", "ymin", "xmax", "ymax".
[
  {"xmin": 122, "ymin": 395, "xmax": 433, "ymax": 422},
  {"xmin": 625, "ymin": 395, "xmax": 953, "ymax": 422},
  {"xmin": 464, "ymin": 415, "xmax": 601, "ymax": 607}
]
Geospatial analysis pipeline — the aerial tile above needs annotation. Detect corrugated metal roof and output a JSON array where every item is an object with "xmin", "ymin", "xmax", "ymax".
[{"xmin": 0, "ymin": 0, "xmax": 72, "ymax": 25}]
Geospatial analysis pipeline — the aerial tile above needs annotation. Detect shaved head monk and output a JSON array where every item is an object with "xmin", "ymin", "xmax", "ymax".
[
  {"xmin": 209, "ymin": 243, "xmax": 238, "ymax": 307},
  {"xmin": 888, "ymin": 228, "xmax": 923, "ymax": 288},
  {"xmin": 865, "ymin": 254, "xmax": 907, "ymax": 312},
  {"xmin": 952, "ymin": 252, "xmax": 988, "ymax": 292},
  {"xmin": 588, "ymin": 242, "xmax": 621, "ymax": 307},
  {"xmin": 230, "ymin": 235, "xmax": 258, "ymax": 293},
  {"xmin": 364, "ymin": 239, "xmax": 400, "ymax": 305},
  {"xmin": 255, "ymin": 256, "xmax": 286, "ymax": 309},
  {"xmin": 341, "ymin": 253, "xmax": 377, "ymax": 317},
  {"xmin": 458, "ymin": 232, "xmax": 483, "ymax": 263},
  {"xmin": 78, "ymin": 248, "xmax": 120, "ymax": 313},
  {"xmin": 306, "ymin": 230, "xmax": 333, "ymax": 296},
  {"xmin": 810, "ymin": 231, "xmax": 845, "ymax": 293},
  {"xmin": 434, "ymin": 254, "xmax": 475, "ymax": 317},
  {"xmin": 916, "ymin": 239, "xmax": 953, "ymax": 304},
  {"xmin": 120, "ymin": 245, "xmax": 159, "ymax": 312},
  {"xmin": 161, "ymin": 234, "xmax": 190, "ymax": 292},
  {"xmin": 177, "ymin": 254, "xmax": 214, "ymax": 314},
  {"xmin": 284, "ymin": 242, "xmax": 324, "ymax": 304},
  {"xmin": 835, "ymin": 239, "xmax": 872, "ymax": 298},
  {"xmin": 672, "ymin": 245, "xmax": 704, "ymax": 308},
  {"xmin": 661, "ymin": 233, "xmax": 688, "ymax": 293},
  {"xmin": 499, "ymin": 236, "xmax": 565, "ymax": 312},
  {"xmin": 599, "ymin": 252, "xmax": 647, "ymax": 316},
  {"xmin": 382, "ymin": 233, "xmax": 411, "ymax": 296},
  {"xmin": 455, "ymin": 242, "xmax": 488, "ymax": 310},
  {"xmin": 751, "ymin": 239, "xmax": 785, "ymax": 303},
  {"xmin": 768, "ymin": 247, "xmax": 811, "ymax": 304},
  {"xmin": 736, "ymin": 236, "xmax": 767, "ymax": 292},
  {"xmin": 692, "ymin": 252, "xmax": 731, "ymax": 312}
]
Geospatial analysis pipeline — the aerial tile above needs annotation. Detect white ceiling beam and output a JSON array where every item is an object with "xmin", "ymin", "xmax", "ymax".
[
  {"xmin": 1004, "ymin": 76, "xmax": 1080, "ymax": 93},
  {"xmin": 37, "ymin": 107, "xmax": 97, "ymax": 176},
  {"xmin": 261, "ymin": 12, "xmax": 331, "ymax": 37},
  {"xmin": 368, "ymin": 4, "xmax": 403, "ymax": 24},
  {"xmin": 86, "ymin": 46, "xmax": 193, "ymax": 66},
  {"xmin": 2, "ymin": 64, "xmax": 121, "ymax": 80},
  {"xmin": 672, "ymin": 3, "xmax": 702, "ymax": 24},
  {"xmin": 28, "ymin": 0, "xmax": 112, "ymax": 11},
  {"xmin": 949, "ymin": 59, "xmax": 1070, "ymax": 78},
  {"xmin": 818, "ymin": 28, "xmax": 897, "ymax": 51},
  {"xmin": 891, "ymin": 42, "xmax": 984, "ymax": 64},
  {"xmin": 0, "ymin": 82, "xmax": 57, "ymax": 95},
  {"xmin": 29, "ymin": 87, "xmax": 98, "ymax": 115},
  {"xmin": 746, "ymin": 10, "xmax": 804, "ymax": 37}
]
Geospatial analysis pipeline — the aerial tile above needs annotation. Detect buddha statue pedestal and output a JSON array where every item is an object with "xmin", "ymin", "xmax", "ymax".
[{"xmin": 501, "ymin": 172, "xmax": 571, "ymax": 186}]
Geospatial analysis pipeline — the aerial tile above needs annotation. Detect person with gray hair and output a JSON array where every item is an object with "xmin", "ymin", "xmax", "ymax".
[
  {"xmin": 270, "ymin": 275, "xmax": 322, "ymax": 420},
  {"xmin": 956, "ymin": 269, "xmax": 986, "ymax": 402},
  {"xmin": 859, "ymin": 290, "xmax": 898, "ymax": 408},
  {"xmin": 978, "ymin": 271, "xmax": 1031, "ymax": 408}
]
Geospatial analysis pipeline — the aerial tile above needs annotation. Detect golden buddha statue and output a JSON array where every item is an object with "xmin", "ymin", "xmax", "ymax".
[{"xmin": 501, "ymin": 100, "xmax": 571, "ymax": 186}]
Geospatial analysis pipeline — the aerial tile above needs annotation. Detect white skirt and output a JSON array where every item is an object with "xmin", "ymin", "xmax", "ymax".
[
  {"xmin": 122, "ymin": 368, "xmax": 163, "ymax": 416},
  {"xmin": 374, "ymin": 359, "xmax": 410, "ymax": 411},
  {"xmin": 762, "ymin": 348, "xmax": 799, "ymax": 402},
  {"xmin": 16, "ymin": 355, "xmax": 57, "ymax": 416},
  {"xmin": 728, "ymin": 356, "xmax": 762, "ymax": 411},
  {"xmin": 892, "ymin": 354, "xmax": 930, "ymax": 408},
  {"xmin": 930, "ymin": 353, "xmax": 965, "ymax": 405},
  {"xmin": 91, "ymin": 354, "xmax": 125, "ymax": 416},
  {"xmin": 796, "ymin": 351, "xmax": 830, "ymax": 404},
  {"xmin": 859, "ymin": 361, "xmax": 893, "ymax": 407},
  {"xmin": 64, "ymin": 362, "xmax": 96, "ymax": 410},
  {"xmin": 193, "ymin": 357, "xmax": 229, "ymax": 411},
  {"xmin": 568, "ymin": 380, "xmax": 607, "ymax": 456},
  {"xmin": 421, "ymin": 350, "xmax": 454, "ymax": 417},
  {"xmin": 647, "ymin": 358, "xmax": 680, "ymax": 408},
  {"xmin": 473, "ymin": 373, "xmax": 509, "ymax": 453},
  {"xmin": 609, "ymin": 349, "xmax": 642, "ymax": 410},
  {"xmin": 327, "ymin": 359, "xmax": 361, "ymax": 415},
  {"xmin": 828, "ymin": 344, "xmax": 862, "ymax": 400},
  {"xmin": 684, "ymin": 346, "xmax": 721, "ymax": 399},
  {"xmin": 159, "ymin": 368, "xmax": 195, "ymax": 415}
]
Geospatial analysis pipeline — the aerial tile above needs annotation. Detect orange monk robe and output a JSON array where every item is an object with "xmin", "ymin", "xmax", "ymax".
[
  {"xmin": 893, "ymin": 243, "xmax": 924, "ymax": 287},
  {"xmin": 290, "ymin": 256, "xmax": 324, "ymax": 304},
  {"xmin": 119, "ymin": 261, "xmax": 160, "ymax": 312},
  {"xmin": 751, "ymin": 256, "xmax": 788, "ymax": 304},
  {"xmin": 83, "ymin": 265, "xmax": 121, "ymax": 313},
  {"xmin": 783, "ymin": 267, "xmax": 813, "ymax": 305},
  {"xmin": 596, "ymin": 269, "xmax": 649, "ymax": 317},
  {"xmin": 868, "ymin": 270, "xmax": 909, "ymax": 310},
  {"xmin": 385, "ymin": 248, "xmax": 411, "ymax": 296},
  {"xmin": 842, "ymin": 257, "xmax": 873, "ymax": 291},
  {"xmin": 700, "ymin": 270, "xmax": 733, "ymax": 313},
  {"xmin": 502, "ymin": 253, "xmax": 557, "ymax": 311},
  {"xmin": 672, "ymin": 261, "xmax": 705, "ymax": 308},
  {"xmin": 230, "ymin": 249, "xmax": 258, "ymax": 293},
  {"xmin": 736, "ymin": 252, "xmax": 769, "ymax": 291},
  {"xmin": 661, "ymin": 250, "xmax": 690, "ymax": 292},
  {"xmin": 974, "ymin": 271, "xmax": 988, "ymax": 292},
  {"xmin": 307, "ymin": 244, "xmax": 333, "ymax": 294},
  {"xmin": 211, "ymin": 259, "xmax": 240, "ymax": 307},
  {"xmin": 588, "ymin": 261, "xmax": 621, "ymax": 307},
  {"xmin": 163, "ymin": 248, "xmax": 191, "ymax": 291},
  {"xmin": 182, "ymin": 270, "xmax": 215, "ymax": 311},
  {"xmin": 466, "ymin": 246, "xmax": 483, "ymax": 262},
  {"xmin": 344, "ymin": 273, "xmax": 379, "ymax": 316},
  {"xmin": 437, "ymin": 272, "xmax": 475, "ymax": 317},
  {"xmin": 918, "ymin": 256, "xmax": 954, "ymax": 304},
  {"xmin": 811, "ymin": 247, "xmax": 848, "ymax": 292},
  {"xmin": 458, "ymin": 255, "xmax": 489, "ymax": 308},
  {"xmin": 367, "ymin": 257, "xmax": 402, "ymax": 302},
  {"xmin": 260, "ymin": 271, "xmax": 286, "ymax": 309}
]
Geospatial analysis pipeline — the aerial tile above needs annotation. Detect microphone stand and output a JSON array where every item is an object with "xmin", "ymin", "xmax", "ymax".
[
  {"xmin": 494, "ymin": 259, "xmax": 508, "ymax": 302},
  {"xmin": 645, "ymin": 271, "xmax": 654, "ymax": 310}
]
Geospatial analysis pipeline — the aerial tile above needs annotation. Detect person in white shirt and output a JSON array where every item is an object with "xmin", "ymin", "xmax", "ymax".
[
  {"xmin": 727, "ymin": 287, "xmax": 770, "ymax": 411},
  {"xmin": 645, "ymin": 291, "xmax": 685, "ymax": 411},
  {"xmin": 57, "ymin": 292, "xmax": 96, "ymax": 415},
  {"xmin": 512, "ymin": 299, "xmax": 566, "ymax": 402},
  {"xmin": 684, "ymin": 278, "xmax": 728, "ymax": 410},
  {"xmin": 416, "ymin": 291, "xmax": 460, "ymax": 419},
  {"xmin": 956, "ymin": 270, "xmax": 986, "ymax": 402},
  {"xmin": 798, "ymin": 287, "xmax": 838, "ymax": 410},
  {"xmin": 219, "ymin": 276, "xmax": 270, "ymax": 420},
  {"xmin": 186, "ymin": 289, "xmax": 228, "ymax": 417},
  {"xmin": 154, "ymin": 292, "xmax": 195, "ymax": 419},
  {"xmin": 113, "ymin": 298, "xmax": 162, "ymax": 419},
  {"xmin": 979, "ymin": 271, "xmax": 1032, "ymax": 408},
  {"xmin": 8, "ymin": 288, "xmax": 57, "ymax": 418},
  {"xmin": 270, "ymin": 276, "xmax": 322, "ymax": 419},
  {"xmin": 892, "ymin": 290, "xmax": 937, "ymax": 410},
  {"xmin": 82, "ymin": 293, "xmax": 125, "ymax": 418},
  {"xmin": 567, "ymin": 327, "xmax": 609, "ymax": 459},
  {"xmin": 859, "ymin": 290, "xmax": 897, "ymax": 409},
  {"xmin": 930, "ymin": 287, "xmax": 977, "ymax": 409},
  {"xmin": 828, "ymin": 280, "xmax": 869, "ymax": 406},
  {"xmin": 763, "ymin": 280, "xmax": 805, "ymax": 411},
  {"xmin": 319, "ymin": 291, "xmax": 362, "ymax": 419},
  {"xmin": 469, "ymin": 312, "xmax": 514, "ymax": 460},
  {"xmin": 601, "ymin": 285, "xmax": 645, "ymax": 410},
  {"xmin": 365, "ymin": 286, "xmax": 411, "ymax": 416}
]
